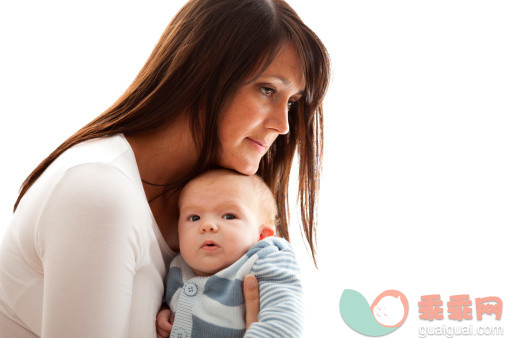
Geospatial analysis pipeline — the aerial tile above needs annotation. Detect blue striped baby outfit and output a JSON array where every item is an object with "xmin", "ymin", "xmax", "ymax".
[{"xmin": 165, "ymin": 237, "xmax": 303, "ymax": 337}]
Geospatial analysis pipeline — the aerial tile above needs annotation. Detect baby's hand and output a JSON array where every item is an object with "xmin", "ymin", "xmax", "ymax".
[{"xmin": 156, "ymin": 306, "xmax": 174, "ymax": 338}]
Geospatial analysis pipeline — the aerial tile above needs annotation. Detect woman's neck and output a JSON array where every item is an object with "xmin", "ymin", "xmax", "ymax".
[
  {"xmin": 125, "ymin": 115, "xmax": 197, "ymax": 251},
  {"xmin": 125, "ymin": 116, "xmax": 198, "ymax": 190}
]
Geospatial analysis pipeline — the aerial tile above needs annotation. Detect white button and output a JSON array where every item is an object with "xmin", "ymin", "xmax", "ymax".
[
  {"xmin": 171, "ymin": 329, "xmax": 186, "ymax": 338},
  {"xmin": 183, "ymin": 282, "xmax": 197, "ymax": 296}
]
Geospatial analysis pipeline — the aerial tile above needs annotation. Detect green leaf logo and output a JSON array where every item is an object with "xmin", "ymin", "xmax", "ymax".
[{"xmin": 340, "ymin": 289, "xmax": 409, "ymax": 336}]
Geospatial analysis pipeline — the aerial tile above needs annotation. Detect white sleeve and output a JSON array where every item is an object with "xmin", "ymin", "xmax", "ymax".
[{"xmin": 36, "ymin": 163, "xmax": 144, "ymax": 337}]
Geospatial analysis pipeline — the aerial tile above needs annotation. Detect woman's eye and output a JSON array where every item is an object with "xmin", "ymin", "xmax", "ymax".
[
  {"xmin": 261, "ymin": 87, "xmax": 275, "ymax": 96},
  {"xmin": 222, "ymin": 214, "xmax": 236, "ymax": 220},
  {"xmin": 188, "ymin": 215, "xmax": 200, "ymax": 222},
  {"xmin": 288, "ymin": 100, "xmax": 296, "ymax": 109}
]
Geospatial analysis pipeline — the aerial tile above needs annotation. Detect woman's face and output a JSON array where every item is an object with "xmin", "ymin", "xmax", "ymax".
[{"xmin": 218, "ymin": 45, "xmax": 305, "ymax": 175}]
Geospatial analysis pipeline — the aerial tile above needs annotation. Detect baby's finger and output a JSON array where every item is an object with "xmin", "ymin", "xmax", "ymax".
[
  {"xmin": 170, "ymin": 310, "xmax": 175, "ymax": 325},
  {"xmin": 157, "ymin": 326, "xmax": 170, "ymax": 338},
  {"xmin": 157, "ymin": 308, "xmax": 173, "ymax": 331}
]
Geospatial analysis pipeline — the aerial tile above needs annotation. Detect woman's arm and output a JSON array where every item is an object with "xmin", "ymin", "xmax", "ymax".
[{"xmin": 37, "ymin": 163, "xmax": 144, "ymax": 337}]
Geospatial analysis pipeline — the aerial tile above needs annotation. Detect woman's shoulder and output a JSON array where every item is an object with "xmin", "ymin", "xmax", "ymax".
[
  {"xmin": 17, "ymin": 134, "xmax": 147, "ymax": 222},
  {"xmin": 32, "ymin": 135, "xmax": 141, "ymax": 199},
  {"xmin": 8, "ymin": 136, "xmax": 153, "ymax": 273},
  {"xmin": 53, "ymin": 162, "xmax": 139, "ymax": 201},
  {"xmin": 56, "ymin": 134, "xmax": 138, "ymax": 177},
  {"xmin": 31, "ymin": 159, "xmax": 152, "ymax": 258}
]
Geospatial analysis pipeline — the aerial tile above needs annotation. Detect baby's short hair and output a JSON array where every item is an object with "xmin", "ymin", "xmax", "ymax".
[
  {"xmin": 180, "ymin": 169, "xmax": 278, "ymax": 228},
  {"xmin": 246, "ymin": 174, "xmax": 278, "ymax": 228}
]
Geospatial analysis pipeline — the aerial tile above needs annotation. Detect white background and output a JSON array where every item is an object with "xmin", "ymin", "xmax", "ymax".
[{"xmin": 1, "ymin": 1, "xmax": 506, "ymax": 337}]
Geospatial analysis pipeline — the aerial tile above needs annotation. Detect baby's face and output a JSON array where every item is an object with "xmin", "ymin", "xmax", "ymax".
[{"xmin": 178, "ymin": 176, "xmax": 262, "ymax": 276}]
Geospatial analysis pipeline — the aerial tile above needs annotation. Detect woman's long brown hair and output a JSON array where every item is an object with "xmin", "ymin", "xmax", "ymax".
[{"xmin": 14, "ymin": 0, "xmax": 330, "ymax": 265}]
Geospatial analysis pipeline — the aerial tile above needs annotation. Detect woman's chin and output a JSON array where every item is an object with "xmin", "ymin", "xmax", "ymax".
[
  {"xmin": 219, "ymin": 158, "xmax": 260, "ymax": 176},
  {"xmin": 233, "ymin": 164, "xmax": 259, "ymax": 176}
]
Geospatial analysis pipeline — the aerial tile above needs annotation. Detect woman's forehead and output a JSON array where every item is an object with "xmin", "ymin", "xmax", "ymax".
[
  {"xmin": 244, "ymin": 44, "xmax": 305, "ymax": 91},
  {"xmin": 258, "ymin": 45, "xmax": 305, "ymax": 91}
]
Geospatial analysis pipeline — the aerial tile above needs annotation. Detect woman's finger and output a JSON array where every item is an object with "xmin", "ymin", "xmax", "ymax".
[{"xmin": 243, "ymin": 274, "xmax": 260, "ymax": 330}]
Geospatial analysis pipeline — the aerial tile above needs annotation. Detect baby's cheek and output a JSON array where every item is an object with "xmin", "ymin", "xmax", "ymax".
[
  {"xmin": 179, "ymin": 246, "xmax": 192, "ymax": 264},
  {"xmin": 179, "ymin": 234, "xmax": 197, "ymax": 263},
  {"xmin": 227, "ymin": 240, "xmax": 251, "ymax": 260}
]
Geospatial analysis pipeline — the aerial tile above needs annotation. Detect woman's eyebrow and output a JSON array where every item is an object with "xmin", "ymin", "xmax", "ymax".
[{"xmin": 260, "ymin": 75, "xmax": 304, "ymax": 95}]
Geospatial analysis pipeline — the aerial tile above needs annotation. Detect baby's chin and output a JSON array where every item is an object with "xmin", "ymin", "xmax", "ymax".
[
  {"xmin": 190, "ymin": 246, "xmax": 255, "ymax": 276},
  {"xmin": 192, "ymin": 262, "xmax": 231, "ymax": 277},
  {"xmin": 192, "ymin": 266, "xmax": 221, "ymax": 277}
]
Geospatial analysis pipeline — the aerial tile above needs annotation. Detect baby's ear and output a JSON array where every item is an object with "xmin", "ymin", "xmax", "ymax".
[{"xmin": 259, "ymin": 226, "xmax": 275, "ymax": 241}]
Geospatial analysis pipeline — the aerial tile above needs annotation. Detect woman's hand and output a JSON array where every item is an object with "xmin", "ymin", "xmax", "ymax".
[
  {"xmin": 156, "ymin": 305, "xmax": 174, "ymax": 338},
  {"xmin": 243, "ymin": 274, "xmax": 260, "ymax": 329}
]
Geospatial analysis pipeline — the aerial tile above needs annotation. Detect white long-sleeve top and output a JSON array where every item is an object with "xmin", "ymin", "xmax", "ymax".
[{"xmin": 0, "ymin": 134, "xmax": 175, "ymax": 337}]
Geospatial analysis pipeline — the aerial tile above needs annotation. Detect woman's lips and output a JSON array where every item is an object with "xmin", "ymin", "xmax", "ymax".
[{"xmin": 246, "ymin": 137, "xmax": 267, "ymax": 152}]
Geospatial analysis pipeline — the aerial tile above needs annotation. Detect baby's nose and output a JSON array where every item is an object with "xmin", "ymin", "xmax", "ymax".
[{"xmin": 200, "ymin": 223, "xmax": 218, "ymax": 233}]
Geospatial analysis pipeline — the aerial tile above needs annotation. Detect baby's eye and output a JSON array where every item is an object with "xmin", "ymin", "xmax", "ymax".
[
  {"xmin": 222, "ymin": 214, "xmax": 236, "ymax": 220},
  {"xmin": 188, "ymin": 215, "xmax": 200, "ymax": 222}
]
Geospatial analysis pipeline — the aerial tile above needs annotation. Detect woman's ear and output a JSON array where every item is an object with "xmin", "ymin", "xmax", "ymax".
[{"xmin": 258, "ymin": 226, "xmax": 275, "ymax": 241}]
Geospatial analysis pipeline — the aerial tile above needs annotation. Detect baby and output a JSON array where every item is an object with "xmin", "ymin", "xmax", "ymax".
[{"xmin": 162, "ymin": 169, "xmax": 303, "ymax": 338}]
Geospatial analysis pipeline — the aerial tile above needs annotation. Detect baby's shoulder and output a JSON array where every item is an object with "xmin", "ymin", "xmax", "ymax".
[
  {"xmin": 248, "ymin": 238, "xmax": 301, "ymax": 281},
  {"xmin": 246, "ymin": 237, "xmax": 296, "ymax": 261}
]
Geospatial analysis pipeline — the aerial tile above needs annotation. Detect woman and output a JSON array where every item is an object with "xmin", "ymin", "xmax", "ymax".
[{"xmin": 0, "ymin": 0, "xmax": 329, "ymax": 336}]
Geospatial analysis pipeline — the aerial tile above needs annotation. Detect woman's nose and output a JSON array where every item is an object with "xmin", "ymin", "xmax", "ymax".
[
  {"xmin": 200, "ymin": 222, "xmax": 218, "ymax": 233},
  {"xmin": 266, "ymin": 102, "xmax": 290, "ymax": 135}
]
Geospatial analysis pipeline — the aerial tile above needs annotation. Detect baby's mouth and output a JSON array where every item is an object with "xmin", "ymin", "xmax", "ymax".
[{"xmin": 201, "ymin": 240, "xmax": 220, "ymax": 249}]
